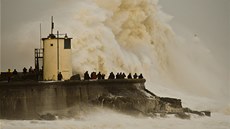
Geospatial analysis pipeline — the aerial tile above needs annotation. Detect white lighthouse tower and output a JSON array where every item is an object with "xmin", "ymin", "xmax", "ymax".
[{"xmin": 41, "ymin": 17, "xmax": 72, "ymax": 81}]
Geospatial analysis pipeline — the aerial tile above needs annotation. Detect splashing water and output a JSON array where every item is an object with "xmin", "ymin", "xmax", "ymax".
[
  {"xmin": 1, "ymin": 109, "xmax": 230, "ymax": 129},
  {"xmin": 71, "ymin": 0, "xmax": 169, "ymax": 77},
  {"xmin": 1, "ymin": 0, "xmax": 230, "ymax": 128},
  {"xmin": 65, "ymin": 0, "xmax": 229, "ymax": 111},
  {"xmin": 70, "ymin": 0, "xmax": 174, "ymax": 93}
]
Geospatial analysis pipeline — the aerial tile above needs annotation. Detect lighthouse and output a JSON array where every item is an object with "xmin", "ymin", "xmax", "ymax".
[{"xmin": 35, "ymin": 17, "xmax": 72, "ymax": 81}]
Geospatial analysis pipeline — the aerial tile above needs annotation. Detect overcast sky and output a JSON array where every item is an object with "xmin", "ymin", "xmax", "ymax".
[
  {"xmin": 160, "ymin": 0, "xmax": 229, "ymax": 68},
  {"xmin": 0, "ymin": 0, "xmax": 229, "ymax": 72}
]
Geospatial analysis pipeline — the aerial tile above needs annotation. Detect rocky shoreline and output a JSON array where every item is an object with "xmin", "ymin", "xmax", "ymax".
[
  {"xmin": 37, "ymin": 83, "xmax": 211, "ymax": 120},
  {"xmin": 89, "ymin": 86, "xmax": 211, "ymax": 120}
]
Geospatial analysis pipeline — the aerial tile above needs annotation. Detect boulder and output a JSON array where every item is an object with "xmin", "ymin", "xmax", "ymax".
[{"xmin": 39, "ymin": 113, "xmax": 56, "ymax": 120}]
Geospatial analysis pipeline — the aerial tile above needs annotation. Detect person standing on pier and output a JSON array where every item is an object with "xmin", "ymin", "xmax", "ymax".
[{"xmin": 58, "ymin": 72, "xmax": 63, "ymax": 81}]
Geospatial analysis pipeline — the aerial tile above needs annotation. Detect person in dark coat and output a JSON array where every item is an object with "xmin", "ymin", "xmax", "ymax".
[
  {"xmin": 23, "ymin": 67, "xmax": 27, "ymax": 74},
  {"xmin": 127, "ymin": 73, "xmax": 132, "ymax": 79},
  {"xmin": 91, "ymin": 72, "xmax": 97, "ymax": 79},
  {"xmin": 97, "ymin": 72, "xmax": 102, "ymax": 79},
  {"xmin": 84, "ymin": 71, "xmax": 90, "ymax": 80},
  {"xmin": 29, "ymin": 66, "xmax": 33, "ymax": 73},
  {"xmin": 116, "ymin": 73, "xmax": 120, "ymax": 79},
  {"xmin": 108, "ymin": 72, "xmax": 115, "ymax": 79},
  {"xmin": 133, "ymin": 73, "xmax": 138, "ymax": 79},
  {"xmin": 7, "ymin": 69, "xmax": 12, "ymax": 82},
  {"xmin": 119, "ymin": 72, "xmax": 123, "ymax": 79},
  {"xmin": 12, "ymin": 69, "xmax": 18, "ymax": 75},
  {"xmin": 101, "ymin": 74, "xmax": 105, "ymax": 79},
  {"xmin": 138, "ymin": 73, "xmax": 144, "ymax": 79},
  {"xmin": 122, "ymin": 73, "xmax": 126, "ymax": 79},
  {"xmin": 58, "ymin": 72, "xmax": 63, "ymax": 81}
]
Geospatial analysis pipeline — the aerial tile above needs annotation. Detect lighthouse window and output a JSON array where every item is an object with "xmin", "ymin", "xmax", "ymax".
[{"xmin": 64, "ymin": 39, "xmax": 71, "ymax": 49}]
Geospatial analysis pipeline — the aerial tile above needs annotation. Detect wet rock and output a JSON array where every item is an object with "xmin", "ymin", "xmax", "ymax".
[
  {"xmin": 146, "ymin": 112, "xmax": 157, "ymax": 118},
  {"xmin": 160, "ymin": 113, "xmax": 167, "ymax": 118},
  {"xmin": 175, "ymin": 112, "xmax": 191, "ymax": 119},
  {"xmin": 39, "ymin": 113, "xmax": 56, "ymax": 120},
  {"xmin": 183, "ymin": 108, "xmax": 211, "ymax": 116},
  {"xmin": 160, "ymin": 97, "xmax": 182, "ymax": 108},
  {"xmin": 183, "ymin": 108, "xmax": 202, "ymax": 116},
  {"xmin": 201, "ymin": 111, "xmax": 211, "ymax": 117}
]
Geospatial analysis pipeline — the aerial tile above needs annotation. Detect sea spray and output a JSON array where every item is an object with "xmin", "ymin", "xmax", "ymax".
[
  {"xmin": 71, "ymin": 0, "xmax": 172, "ymax": 82},
  {"xmin": 68, "ymin": 0, "xmax": 228, "ymax": 109},
  {"xmin": 1, "ymin": 0, "xmax": 230, "ymax": 128},
  {"xmin": 1, "ymin": 110, "xmax": 230, "ymax": 129},
  {"xmin": 3, "ymin": 0, "xmax": 229, "ymax": 116}
]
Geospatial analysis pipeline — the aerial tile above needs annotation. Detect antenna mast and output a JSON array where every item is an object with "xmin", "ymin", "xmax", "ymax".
[
  {"xmin": 40, "ymin": 23, "xmax": 42, "ymax": 48},
  {"xmin": 51, "ymin": 16, "xmax": 54, "ymax": 34}
]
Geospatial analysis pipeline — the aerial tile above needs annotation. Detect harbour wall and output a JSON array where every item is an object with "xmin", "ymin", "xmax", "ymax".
[{"xmin": 0, "ymin": 79, "xmax": 146, "ymax": 119}]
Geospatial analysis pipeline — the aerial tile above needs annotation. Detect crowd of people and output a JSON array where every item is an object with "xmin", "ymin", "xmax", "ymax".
[
  {"xmin": 5, "ymin": 67, "xmax": 144, "ymax": 82},
  {"xmin": 6, "ymin": 66, "xmax": 42, "ymax": 82},
  {"xmin": 83, "ymin": 71, "xmax": 144, "ymax": 80},
  {"xmin": 9, "ymin": 66, "xmax": 39, "ymax": 76}
]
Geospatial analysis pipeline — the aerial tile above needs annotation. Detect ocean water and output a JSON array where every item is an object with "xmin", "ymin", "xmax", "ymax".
[
  {"xmin": 1, "ymin": 111, "xmax": 230, "ymax": 129},
  {"xmin": 1, "ymin": 0, "xmax": 229, "ymax": 128}
]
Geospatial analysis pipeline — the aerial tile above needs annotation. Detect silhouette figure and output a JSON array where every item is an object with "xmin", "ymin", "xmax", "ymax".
[
  {"xmin": 7, "ymin": 69, "xmax": 12, "ymax": 82},
  {"xmin": 101, "ymin": 74, "xmax": 105, "ymax": 79},
  {"xmin": 29, "ymin": 66, "xmax": 33, "ymax": 73},
  {"xmin": 116, "ymin": 73, "xmax": 120, "ymax": 79},
  {"xmin": 138, "ymin": 74, "xmax": 144, "ymax": 79},
  {"xmin": 84, "ymin": 71, "xmax": 90, "ymax": 80},
  {"xmin": 127, "ymin": 73, "xmax": 132, "ymax": 79},
  {"xmin": 58, "ymin": 72, "xmax": 63, "ymax": 80},
  {"xmin": 108, "ymin": 72, "xmax": 115, "ymax": 79},
  {"xmin": 23, "ymin": 67, "xmax": 27, "ymax": 74},
  {"xmin": 91, "ymin": 72, "xmax": 97, "ymax": 79},
  {"xmin": 133, "ymin": 73, "xmax": 138, "ymax": 79},
  {"xmin": 122, "ymin": 73, "xmax": 126, "ymax": 79},
  {"xmin": 97, "ymin": 72, "xmax": 102, "ymax": 79},
  {"xmin": 12, "ymin": 69, "xmax": 18, "ymax": 75}
]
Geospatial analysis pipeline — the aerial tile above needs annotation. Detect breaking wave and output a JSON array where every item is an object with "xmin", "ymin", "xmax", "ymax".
[{"xmin": 57, "ymin": 0, "xmax": 229, "ymax": 112}]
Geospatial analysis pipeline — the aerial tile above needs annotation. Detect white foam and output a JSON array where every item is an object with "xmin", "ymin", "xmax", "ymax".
[{"xmin": 1, "ymin": 110, "xmax": 230, "ymax": 129}]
